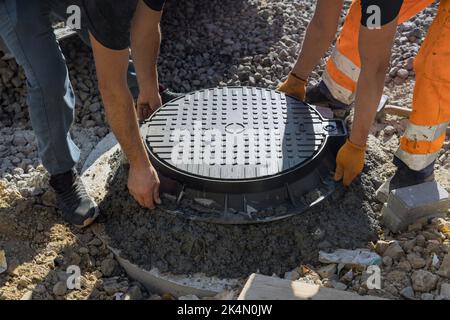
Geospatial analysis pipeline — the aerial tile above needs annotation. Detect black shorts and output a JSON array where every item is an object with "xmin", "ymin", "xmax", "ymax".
[
  {"xmin": 82, "ymin": 0, "xmax": 165, "ymax": 50},
  {"xmin": 360, "ymin": 0, "xmax": 403, "ymax": 27}
]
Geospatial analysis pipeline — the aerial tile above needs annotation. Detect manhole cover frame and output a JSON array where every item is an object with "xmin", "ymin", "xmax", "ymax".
[
  {"xmin": 141, "ymin": 86, "xmax": 347, "ymax": 194},
  {"xmin": 140, "ymin": 86, "xmax": 347, "ymax": 224}
]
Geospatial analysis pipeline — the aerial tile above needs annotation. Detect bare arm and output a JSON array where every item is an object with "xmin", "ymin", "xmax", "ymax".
[
  {"xmin": 130, "ymin": 0, "xmax": 163, "ymax": 120},
  {"xmin": 292, "ymin": 0, "xmax": 344, "ymax": 80},
  {"xmin": 90, "ymin": 34, "xmax": 160, "ymax": 209},
  {"xmin": 350, "ymin": 20, "xmax": 398, "ymax": 146}
]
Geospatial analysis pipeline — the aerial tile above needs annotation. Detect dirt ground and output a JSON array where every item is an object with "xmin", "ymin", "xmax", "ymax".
[
  {"xmin": 100, "ymin": 146, "xmax": 382, "ymax": 279},
  {"xmin": 2, "ymin": 112, "xmax": 448, "ymax": 300},
  {"xmin": 89, "ymin": 111, "xmax": 450, "ymax": 282},
  {"xmin": 1, "ymin": 0, "xmax": 449, "ymax": 300}
]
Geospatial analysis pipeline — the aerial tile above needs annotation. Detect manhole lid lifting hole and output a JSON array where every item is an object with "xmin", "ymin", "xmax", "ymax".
[{"xmin": 141, "ymin": 87, "xmax": 347, "ymax": 224}]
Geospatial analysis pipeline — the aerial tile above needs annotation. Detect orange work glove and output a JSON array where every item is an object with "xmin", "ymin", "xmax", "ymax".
[
  {"xmin": 277, "ymin": 73, "xmax": 307, "ymax": 101},
  {"xmin": 334, "ymin": 139, "xmax": 367, "ymax": 187}
]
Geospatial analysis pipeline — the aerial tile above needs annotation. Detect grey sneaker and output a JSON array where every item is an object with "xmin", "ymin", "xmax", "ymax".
[{"xmin": 49, "ymin": 169, "xmax": 99, "ymax": 228}]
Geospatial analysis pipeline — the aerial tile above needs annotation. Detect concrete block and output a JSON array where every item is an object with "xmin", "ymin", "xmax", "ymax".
[
  {"xmin": 238, "ymin": 274, "xmax": 385, "ymax": 300},
  {"xmin": 382, "ymin": 181, "xmax": 450, "ymax": 233}
]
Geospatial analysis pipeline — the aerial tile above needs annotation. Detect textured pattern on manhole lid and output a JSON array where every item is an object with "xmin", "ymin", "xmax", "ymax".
[{"xmin": 141, "ymin": 87, "xmax": 328, "ymax": 181}]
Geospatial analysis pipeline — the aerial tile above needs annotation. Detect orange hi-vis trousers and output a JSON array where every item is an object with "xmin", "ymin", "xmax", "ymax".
[
  {"xmin": 323, "ymin": 0, "xmax": 434, "ymax": 104},
  {"xmin": 323, "ymin": 0, "xmax": 450, "ymax": 171}
]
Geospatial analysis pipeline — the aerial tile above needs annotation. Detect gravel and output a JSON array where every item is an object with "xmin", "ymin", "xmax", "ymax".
[
  {"xmin": 0, "ymin": 0, "xmax": 449, "ymax": 300},
  {"xmin": 383, "ymin": 242, "xmax": 405, "ymax": 260},
  {"xmin": 411, "ymin": 270, "xmax": 439, "ymax": 292}
]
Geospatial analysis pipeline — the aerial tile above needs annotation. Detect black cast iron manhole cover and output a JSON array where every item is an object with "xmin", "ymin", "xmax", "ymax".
[{"xmin": 140, "ymin": 87, "xmax": 347, "ymax": 224}]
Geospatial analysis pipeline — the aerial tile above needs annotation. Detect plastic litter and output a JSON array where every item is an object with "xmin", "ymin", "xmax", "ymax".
[
  {"xmin": 432, "ymin": 254, "xmax": 440, "ymax": 267},
  {"xmin": 319, "ymin": 249, "xmax": 382, "ymax": 267}
]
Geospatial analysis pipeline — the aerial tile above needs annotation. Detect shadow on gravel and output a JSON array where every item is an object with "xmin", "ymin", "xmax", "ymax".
[{"xmin": 159, "ymin": 0, "xmax": 285, "ymax": 91}]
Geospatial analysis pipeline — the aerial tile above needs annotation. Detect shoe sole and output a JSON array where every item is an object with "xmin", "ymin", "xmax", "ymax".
[{"xmin": 74, "ymin": 203, "xmax": 100, "ymax": 229}]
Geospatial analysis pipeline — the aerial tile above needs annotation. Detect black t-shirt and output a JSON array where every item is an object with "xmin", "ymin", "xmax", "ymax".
[
  {"xmin": 360, "ymin": 0, "xmax": 403, "ymax": 27},
  {"xmin": 81, "ymin": 0, "xmax": 165, "ymax": 50}
]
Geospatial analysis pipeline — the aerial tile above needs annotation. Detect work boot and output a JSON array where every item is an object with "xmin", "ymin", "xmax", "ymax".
[
  {"xmin": 305, "ymin": 81, "xmax": 351, "ymax": 110},
  {"xmin": 159, "ymin": 85, "xmax": 184, "ymax": 105},
  {"xmin": 49, "ymin": 169, "xmax": 99, "ymax": 228},
  {"xmin": 389, "ymin": 157, "xmax": 435, "ymax": 192}
]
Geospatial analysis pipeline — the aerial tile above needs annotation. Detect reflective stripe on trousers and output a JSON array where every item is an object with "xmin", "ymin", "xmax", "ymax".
[
  {"xmin": 322, "ymin": 0, "xmax": 434, "ymax": 104},
  {"xmin": 396, "ymin": 0, "xmax": 450, "ymax": 171},
  {"xmin": 396, "ymin": 122, "xmax": 449, "ymax": 171}
]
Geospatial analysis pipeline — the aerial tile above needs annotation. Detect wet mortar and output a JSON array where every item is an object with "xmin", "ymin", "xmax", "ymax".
[{"xmin": 98, "ymin": 141, "xmax": 386, "ymax": 279}]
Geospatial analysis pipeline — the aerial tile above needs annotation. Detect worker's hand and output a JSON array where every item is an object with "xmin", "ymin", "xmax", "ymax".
[
  {"xmin": 137, "ymin": 87, "xmax": 162, "ymax": 121},
  {"xmin": 128, "ymin": 161, "xmax": 161, "ymax": 209},
  {"xmin": 334, "ymin": 139, "xmax": 367, "ymax": 187},
  {"xmin": 277, "ymin": 73, "xmax": 307, "ymax": 101}
]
